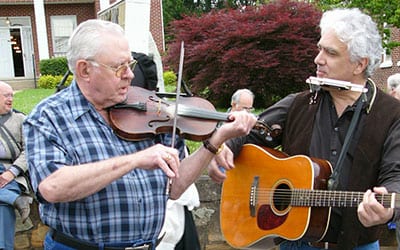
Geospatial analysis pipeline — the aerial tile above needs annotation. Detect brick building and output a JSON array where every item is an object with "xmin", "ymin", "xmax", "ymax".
[
  {"xmin": 372, "ymin": 27, "xmax": 400, "ymax": 89},
  {"xmin": 0, "ymin": 0, "xmax": 164, "ymax": 80}
]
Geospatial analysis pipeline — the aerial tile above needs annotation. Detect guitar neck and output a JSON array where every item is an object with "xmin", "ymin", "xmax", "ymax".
[{"xmin": 290, "ymin": 189, "xmax": 400, "ymax": 208}]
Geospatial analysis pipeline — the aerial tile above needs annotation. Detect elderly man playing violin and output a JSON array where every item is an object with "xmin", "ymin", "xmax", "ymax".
[{"xmin": 23, "ymin": 19, "xmax": 256, "ymax": 250}]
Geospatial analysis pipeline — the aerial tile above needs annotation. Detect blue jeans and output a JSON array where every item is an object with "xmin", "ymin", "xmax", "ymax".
[
  {"xmin": 280, "ymin": 240, "xmax": 379, "ymax": 250},
  {"xmin": 0, "ymin": 203, "xmax": 16, "ymax": 250},
  {"xmin": 44, "ymin": 233, "xmax": 76, "ymax": 250},
  {"xmin": 0, "ymin": 165, "xmax": 21, "ymax": 205},
  {"xmin": 0, "ymin": 165, "xmax": 21, "ymax": 249}
]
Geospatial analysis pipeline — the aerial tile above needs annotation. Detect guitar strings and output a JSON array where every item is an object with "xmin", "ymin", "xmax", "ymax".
[{"xmin": 250, "ymin": 188, "xmax": 393, "ymax": 208}]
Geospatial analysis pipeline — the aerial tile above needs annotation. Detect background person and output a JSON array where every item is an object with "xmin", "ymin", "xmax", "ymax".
[
  {"xmin": 210, "ymin": 8, "xmax": 400, "ymax": 250},
  {"xmin": 229, "ymin": 88, "xmax": 255, "ymax": 112},
  {"xmin": 129, "ymin": 49, "xmax": 201, "ymax": 250},
  {"xmin": 156, "ymin": 148, "xmax": 201, "ymax": 250},
  {"xmin": 23, "ymin": 19, "xmax": 256, "ymax": 250},
  {"xmin": 0, "ymin": 81, "xmax": 32, "ymax": 250},
  {"xmin": 387, "ymin": 73, "xmax": 400, "ymax": 100},
  {"xmin": 217, "ymin": 88, "xmax": 255, "ymax": 129},
  {"xmin": 214, "ymin": 88, "xmax": 256, "ymax": 175}
]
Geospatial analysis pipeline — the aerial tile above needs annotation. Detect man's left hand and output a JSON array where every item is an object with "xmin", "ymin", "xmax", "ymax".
[{"xmin": 357, "ymin": 187, "xmax": 394, "ymax": 227}]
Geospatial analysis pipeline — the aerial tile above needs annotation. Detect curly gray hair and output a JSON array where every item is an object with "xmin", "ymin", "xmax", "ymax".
[{"xmin": 319, "ymin": 8, "xmax": 382, "ymax": 78}]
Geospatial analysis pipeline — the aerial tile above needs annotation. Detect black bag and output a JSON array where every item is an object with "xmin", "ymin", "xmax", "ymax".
[
  {"xmin": 56, "ymin": 69, "xmax": 72, "ymax": 93},
  {"xmin": 131, "ymin": 52, "xmax": 158, "ymax": 91},
  {"xmin": 175, "ymin": 206, "xmax": 201, "ymax": 250}
]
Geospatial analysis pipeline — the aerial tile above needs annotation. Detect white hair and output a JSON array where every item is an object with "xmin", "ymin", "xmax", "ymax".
[
  {"xmin": 387, "ymin": 73, "xmax": 400, "ymax": 91},
  {"xmin": 231, "ymin": 89, "xmax": 255, "ymax": 104},
  {"xmin": 320, "ymin": 8, "xmax": 382, "ymax": 77},
  {"xmin": 66, "ymin": 19, "xmax": 125, "ymax": 74}
]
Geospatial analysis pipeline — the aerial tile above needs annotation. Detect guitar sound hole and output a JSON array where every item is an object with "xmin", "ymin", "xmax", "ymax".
[{"xmin": 273, "ymin": 183, "xmax": 290, "ymax": 211}]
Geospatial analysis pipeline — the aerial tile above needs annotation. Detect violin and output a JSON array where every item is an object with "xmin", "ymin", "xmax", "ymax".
[{"xmin": 108, "ymin": 86, "xmax": 281, "ymax": 142}]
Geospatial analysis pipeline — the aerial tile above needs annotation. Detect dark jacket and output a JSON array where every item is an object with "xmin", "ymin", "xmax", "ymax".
[
  {"xmin": 282, "ymin": 86, "xmax": 400, "ymax": 248},
  {"xmin": 227, "ymin": 80, "xmax": 400, "ymax": 249}
]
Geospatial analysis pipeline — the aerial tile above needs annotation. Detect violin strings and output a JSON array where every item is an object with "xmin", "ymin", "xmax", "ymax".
[{"xmin": 178, "ymin": 105, "xmax": 228, "ymax": 121}]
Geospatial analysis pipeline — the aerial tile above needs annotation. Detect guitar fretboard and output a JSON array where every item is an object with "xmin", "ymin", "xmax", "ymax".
[{"xmin": 274, "ymin": 189, "xmax": 399, "ymax": 208}]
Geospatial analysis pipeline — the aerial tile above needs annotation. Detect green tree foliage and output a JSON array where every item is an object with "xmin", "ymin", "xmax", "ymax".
[
  {"xmin": 165, "ymin": 0, "xmax": 322, "ymax": 107},
  {"xmin": 315, "ymin": 0, "xmax": 400, "ymax": 27},
  {"xmin": 39, "ymin": 57, "xmax": 68, "ymax": 76},
  {"xmin": 163, "ymin": 0, "xmax": 255, "ymax": 23},
  {"xmin": 315, "ymin": 0, "xmax": 400, "ymax": 49},
  {"xmin": 162, "ymin": 0, "xmax": 270, "ymax": 42}
]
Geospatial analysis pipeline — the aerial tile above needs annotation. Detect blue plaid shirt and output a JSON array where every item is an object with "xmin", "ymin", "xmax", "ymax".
[{"xmin": 23, "ymin": 81, "xmax": 185, "ymax": 244}]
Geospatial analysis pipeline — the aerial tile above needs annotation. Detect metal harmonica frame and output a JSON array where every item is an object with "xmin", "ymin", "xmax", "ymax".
[{"xmin": 306, "ymin": 76, "xmax": 368, "ymax": 93}]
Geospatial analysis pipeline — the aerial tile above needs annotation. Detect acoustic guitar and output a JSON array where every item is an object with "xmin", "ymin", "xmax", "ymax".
[{"xmin": 220, "ymin": 144, "xmax": 398, "ymax": 250}]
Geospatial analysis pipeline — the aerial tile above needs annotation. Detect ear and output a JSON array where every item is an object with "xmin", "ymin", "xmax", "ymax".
[
  {"xmin": 75, "ymin": 60, "xmax": 91, "ymax": 81},
  {"xmin": 353, "ymin": 58, "xmax": 369, "ymax": 75}
]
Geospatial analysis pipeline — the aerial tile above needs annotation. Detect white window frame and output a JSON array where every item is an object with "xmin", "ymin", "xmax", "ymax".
[
  {"xmin": 380, "ymin": 22, "xmax": 394, "ymax": 68},
  {"xmin": 50, "ymin": 15, "xmax": 76, "ymax": 57},
  {"xmin": 380, "ymin": 49, "xmax": 393, "ymax": 68}
]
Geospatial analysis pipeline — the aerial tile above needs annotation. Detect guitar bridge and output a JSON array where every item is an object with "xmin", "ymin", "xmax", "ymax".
[{"xmin": 250, "ymin": 176, "xmax": 259, "ymax": 217}]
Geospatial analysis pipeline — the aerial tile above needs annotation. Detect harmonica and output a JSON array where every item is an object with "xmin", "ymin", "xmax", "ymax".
[{"xmin": 306, "ymin": 76, "xmax": 368, "ymax": 93}]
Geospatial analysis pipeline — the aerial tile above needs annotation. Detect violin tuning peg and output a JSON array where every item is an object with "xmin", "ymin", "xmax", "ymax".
[{"xmin": 265, "ymin": 133, "xmax": 273, "ymax": 142}]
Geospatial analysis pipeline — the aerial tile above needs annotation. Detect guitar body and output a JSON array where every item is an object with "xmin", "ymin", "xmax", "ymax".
[{"xmin": 220, "ymin": 144, "xmax": 333, "ymax": 249}]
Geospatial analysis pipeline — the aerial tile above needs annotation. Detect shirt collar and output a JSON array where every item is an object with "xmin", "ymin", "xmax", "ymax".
[
  {"xmin": 321, "ymin": 78, "xmax": 376, "ymax": 114},
  {"xmin": 68, "ymin": 80, "xmax": 95, "ymax": 121},
  {"xmin": 364, "ymin": 78, "xmax": 377, "ymax": 114}
]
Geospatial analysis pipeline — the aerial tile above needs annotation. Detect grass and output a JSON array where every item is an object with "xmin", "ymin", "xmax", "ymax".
[{"xmin": 14, "ymin": 88, "xmax": 56, "ymax": 115}]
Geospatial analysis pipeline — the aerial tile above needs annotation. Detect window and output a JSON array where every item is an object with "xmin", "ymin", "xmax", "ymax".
[
  {"xmin": 380, "ymin": 50, "xmax": 393, "ymax": 68},
  {"xmin": 380, "ymin": 22, "xmax": 393, "ymax": 68},
  {"xmin": 51, "ymin": 15, "xmax": 76, "ymax": 57}
]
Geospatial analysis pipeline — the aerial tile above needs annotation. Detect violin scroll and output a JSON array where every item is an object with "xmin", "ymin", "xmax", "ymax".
[{"xmin": 254, "ymin": 120, "xmax": 282, "ymax": 142}]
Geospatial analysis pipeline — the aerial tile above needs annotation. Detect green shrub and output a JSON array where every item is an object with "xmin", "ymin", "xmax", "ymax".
[
  {"xmin": 163, "ymin": 71, "xmax": 177, "ymax": 87},
  {"xmin": 39, "ymin": 57, "xmax": 68, "ymax": 76},
  {"xmin": 38, "ymin": 74, "xmax": 73, "ymax": 89}
]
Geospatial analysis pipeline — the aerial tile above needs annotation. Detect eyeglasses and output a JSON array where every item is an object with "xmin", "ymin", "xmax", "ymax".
[
  {"xmin": 242, "ymin": 106, "xmax": 255, "ymax": 112},
  {"xmin": 88, "ymin": 59, "xmax": 137, "ymax": 78},
  {"xmin": 2, "ymin": 93, "xmax": 13, "ymax": 99},
  {"xmin": 234, "ymin": 104, "xmax": 254, "ymax": 112}
]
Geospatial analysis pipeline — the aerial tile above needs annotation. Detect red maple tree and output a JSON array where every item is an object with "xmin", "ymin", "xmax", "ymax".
[{"xmin": 165, "ymin": 0, "xmax": 322, "ymax": 107}]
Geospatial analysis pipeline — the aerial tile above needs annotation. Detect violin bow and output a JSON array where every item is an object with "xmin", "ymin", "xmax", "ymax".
[
  {"xmin": 166, "ymin": 41, "xmax": 185, "ymax": 195},
  {"xmin": 171, "ymin": 41, "xmax": 184, "ymax": 147}
]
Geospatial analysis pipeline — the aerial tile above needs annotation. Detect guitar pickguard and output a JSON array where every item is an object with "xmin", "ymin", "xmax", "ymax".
[
  {"xmin": 258, "ymin": 204, "xmax": 288, "ymax": 230},
  {"xmin": 257, "ymin": 181, "xmax": 292, "ymax": 230}
]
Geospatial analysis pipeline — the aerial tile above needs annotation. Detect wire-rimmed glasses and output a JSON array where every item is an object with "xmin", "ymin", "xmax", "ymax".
[{"xmin": 88, "ymin": 59, "xmax": 137, "ymax": 78}]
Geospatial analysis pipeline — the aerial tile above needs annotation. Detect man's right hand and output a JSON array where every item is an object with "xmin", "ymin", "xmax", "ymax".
[
  {"xmin": 0, "ymin": 171, "xmax": 14, "ymax": 188},
  {"xmin": 207, "ymin": 145, "xmax": 234, "ymax": 183}
]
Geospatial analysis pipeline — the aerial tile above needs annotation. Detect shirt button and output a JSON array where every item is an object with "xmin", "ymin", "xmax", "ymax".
[
  {"xmin": 332, "ymin": 150, "xmax": 337, "ymax": 156},
  {"xmin": 334, "ymin": 127, "xmax": 339, "ymax": 132}
]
